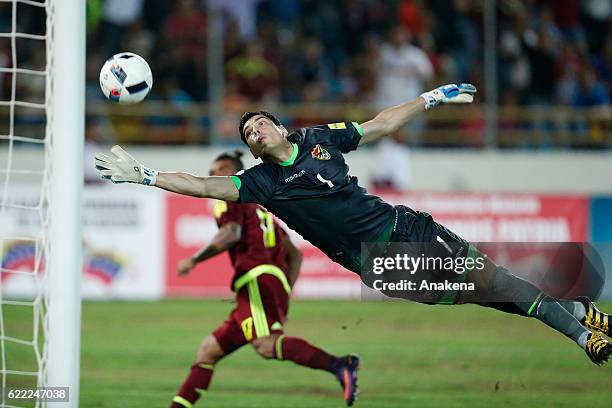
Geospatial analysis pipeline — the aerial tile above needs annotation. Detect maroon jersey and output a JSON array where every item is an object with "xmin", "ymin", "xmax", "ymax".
[{"xmin": 213, "ymin": 200, "xmax": 288, "ymax": 289}]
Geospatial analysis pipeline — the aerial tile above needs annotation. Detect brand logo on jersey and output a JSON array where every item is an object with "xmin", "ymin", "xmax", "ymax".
[
  {"xmin": 311, "ymin": 144, "xmax": 331, "ymax": 160},
  {"xmin": 285, "ymin": 169, "xmax": 305, "ymax": 183}
]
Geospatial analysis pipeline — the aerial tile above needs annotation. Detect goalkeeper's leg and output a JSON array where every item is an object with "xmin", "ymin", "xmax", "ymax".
[
  {"xmin": 459, "ymin": 261, "xmax": 612, "ymax": 365},
  {"xmin": 558, "ymin": 296, "xmax": 612, "ymax": 338}
]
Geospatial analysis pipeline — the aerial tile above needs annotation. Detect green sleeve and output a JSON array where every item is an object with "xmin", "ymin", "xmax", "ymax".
[{"xmin": 230, "ymin": 175, "xmax": 241, "ymax": 190}]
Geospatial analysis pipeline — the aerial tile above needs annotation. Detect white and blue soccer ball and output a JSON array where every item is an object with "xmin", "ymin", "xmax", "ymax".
[{"xmin": 99, "ymin": 52, "xmax": 153, "ymax": 104}]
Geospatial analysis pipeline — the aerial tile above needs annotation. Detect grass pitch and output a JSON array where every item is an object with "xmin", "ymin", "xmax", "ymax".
[{"xmin": 5, "ymin": 299, "xmax": 612, "ymax": 407}]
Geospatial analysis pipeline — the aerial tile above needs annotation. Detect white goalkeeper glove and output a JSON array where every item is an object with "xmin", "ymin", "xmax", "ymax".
[
  {"xmin": 420, "ymin": 83, "xmax": 477, "ymax": 110},
  {"xmin": 95, "ymin": 145, "xmax": 158, "ymax": 185}
]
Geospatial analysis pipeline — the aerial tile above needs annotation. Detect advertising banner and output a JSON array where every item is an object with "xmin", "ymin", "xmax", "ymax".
[
  {"xmin": 1, "ymin": 186, "xmax": 165, "ymax": 300},
  {"xmin": 3, "ymin": 188, "xmax": 589, "ymax": 300},
  {"xmin": 164, "ymin": 192, "xmax": 588, "ymax": 299},
  {"xmin": 165, "ymin": 195, "xmax": 233, "ymax": 297},
  {"xmin": 382, "ymin": 192, "xmax": 588, "ymax": 242}
]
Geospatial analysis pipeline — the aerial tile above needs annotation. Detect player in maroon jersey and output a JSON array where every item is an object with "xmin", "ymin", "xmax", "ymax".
[{"xmin": 169, "ymin": 151, "xmax": 359, "ymax": 408}]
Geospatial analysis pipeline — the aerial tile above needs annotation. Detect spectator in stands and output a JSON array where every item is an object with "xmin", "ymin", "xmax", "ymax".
[
  {"xmin": 398, "ymin": 0, "xmax": 425, "ymax": 36},
  {"xmin": 164, "ymin": 0, "xmax": 207, "ymax": 59},
  {"xmin": 226, "ymin": 42, "xmax": 279, "ymax": 102},
  {"xmin": 522, "ymin": 28, "xmax": 556, "ymax": 105},
  {"xmin": 498, "ymin": 29, "xmax": 530, "ymax": 103},
  {"xmin": 352, "ymin": 34, "xmax": 381, "ymax": 105},
  {"xmin": 217, "ymin": 0, "xmax": 262, "ymax": 41},
  {"xmin": 593, "ymin": 38, "xmax": 612, "ymax": 96},
  {"xmin": 123, "ymin": 19, "xmax": 155, "ymax": 62},
  {"xmin": 581, "ymin": 0, "xmax": 611, "ymax": 53},
  {"xmin": 373, "ymin": 25, "xmax": 433, "ymax": 110},
  {"xmin": 447, "ymin": 0, "xmax": 479, "ymax": 81},
  {"xmin": 542, "ymin": 0, "xmax": 584, "ymax": 43},
  {"xmin": 572, "ymin": 68, "xmax": 610, "ymax": 108},
  {"xmin": 297, "ymin": 38, "xmax": 333, "ymax": 101},
  {"xmin": 100, "ymin": 0, "xmax": 144, "ymax": 55},
  {"xmin": 301, "ymin": 1, "xmax": 346, "ymax": 69},
  {"xmin": 370, "ymin": 132, "xmax": 412, "ymax": 192},
  {"xmin": 160, "ymin": 0, "xmax": 207, "ymax": 100},
  {"xmin": 535, "ymin": 5, "xmax": 563, "ymax": 50},
  {"xmin": 330, "ymin": 63, "xmax": 359, "ymax": 103}
]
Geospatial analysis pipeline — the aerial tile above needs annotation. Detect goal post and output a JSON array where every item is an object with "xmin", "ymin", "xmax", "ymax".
[
  {"xmin": 46, "ymin": 0, "xmax": 85, "ymax": 406},
  {"xmin": 0, "ymin": 0, "xmax": 84, "ymax": 405}
]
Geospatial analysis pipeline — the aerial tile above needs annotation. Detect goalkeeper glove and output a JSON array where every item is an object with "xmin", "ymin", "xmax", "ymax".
[
  {"xmin": 95, "ymin": 145, "xmax": 158, "ymax": 185},
  {"xmin": 420, "ymin": 83, "xmax": 477, "ymax": 110}
]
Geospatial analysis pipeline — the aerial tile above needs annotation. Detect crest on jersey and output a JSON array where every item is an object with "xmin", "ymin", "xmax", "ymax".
[{"xmin": 311, "ymin": 144, "xmax": 331, "ymax": 160}]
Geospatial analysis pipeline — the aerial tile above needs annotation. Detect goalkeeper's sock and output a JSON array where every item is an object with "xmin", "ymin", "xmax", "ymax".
[
  {"xmin": 170, "ymin": 363, "xmax": 214, "ymax": 408},
  {"xmin": 274, "ymin": 335, "xmax": 335, "ymax": 372},
  {"xmin": 532, "ymin": 296, "xmax": 590, "ymax": 347},
  {"xmin": 557, "ymin": 300, "xmax": 587, "ymax": 322},
  {"xmin": 490, "ymin": 267, "xmax": 588, "ymax": 347}
]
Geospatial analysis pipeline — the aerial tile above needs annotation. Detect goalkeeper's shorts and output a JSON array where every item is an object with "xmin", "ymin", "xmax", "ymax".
[{"xmin": 364, "ymin": 205, "xmax": 476, "ymax": 305}]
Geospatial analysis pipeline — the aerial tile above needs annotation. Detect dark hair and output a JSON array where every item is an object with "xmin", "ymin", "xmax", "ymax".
[
  {"xmin": 238, "ymin": 111, "xmax": 282, "ymax": 145},
  {"xmin": 214, "ymin": 150, "xmax": 244, "ymax": 171}
]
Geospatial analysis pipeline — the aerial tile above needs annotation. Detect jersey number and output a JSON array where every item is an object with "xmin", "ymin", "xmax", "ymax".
[
  {"xmin": 255, "ymin": 208, "xmax": 276, "ymax": 248},
  {"xmin": 317, "ymin": 173, "xmax": 334, "ymax": 188}
]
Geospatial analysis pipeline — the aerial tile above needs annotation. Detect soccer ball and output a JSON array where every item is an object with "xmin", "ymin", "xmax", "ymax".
[{"xmin": 99, "ymin": 52, "xmax": 153, "ymax": 104}]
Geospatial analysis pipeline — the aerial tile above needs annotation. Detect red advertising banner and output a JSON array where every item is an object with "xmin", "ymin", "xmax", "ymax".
[
  {"xmin": 165, "ymin": 195, "xmax": 234, "ymax": 297},
  {"xmin": 381, "ymin": 192, "xmax": 588, "ymax": 242},
  {"xmin": 164, "ymin": 192, "xmax": 588, "ymax": 298}
]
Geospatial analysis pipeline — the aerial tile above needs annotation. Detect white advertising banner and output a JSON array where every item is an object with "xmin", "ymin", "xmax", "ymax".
[{"xmin": 1, "ymin": 185, "xmax": 165, "ymax": 300}]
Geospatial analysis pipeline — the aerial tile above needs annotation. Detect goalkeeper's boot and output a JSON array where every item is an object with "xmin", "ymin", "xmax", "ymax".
[
  {"xmin": 576, "ymin": 296, "xmax": 612, "ymax": 337},
  {"xmin": 333, "ymin": 354, "xmax": 360, "ymax": 406},
  {"xmin": 585, "ymin": 331, "xmax": 612, "ymax": 366}
]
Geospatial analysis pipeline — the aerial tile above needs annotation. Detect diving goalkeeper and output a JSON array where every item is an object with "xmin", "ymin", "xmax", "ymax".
[{"xmin": 96, "ymin": 83, "xmax": 612, "ymax": 366}]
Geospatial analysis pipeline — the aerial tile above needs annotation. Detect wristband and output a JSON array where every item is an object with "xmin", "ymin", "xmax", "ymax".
[
  {"xmin": 420, "ymin": 90, "xmax": 442, "ymax": 110},
  {"xmin": 141, "ymin": 166, "xmax": 158, "ymax": 186}
]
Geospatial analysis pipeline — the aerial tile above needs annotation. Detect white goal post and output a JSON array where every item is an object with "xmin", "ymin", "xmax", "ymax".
[
  {"xmin": 47, "ymin": 0, "xmax": 84, "ymax": 406},
  {"xmin": 0, "ymin": 0, "xmax": 84, "ymax": 406}
]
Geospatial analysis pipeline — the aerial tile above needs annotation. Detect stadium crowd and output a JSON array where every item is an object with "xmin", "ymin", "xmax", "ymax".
[
  {"xmin": 83, "ymin": 0, "xmax": 612, "ymax": 107},
  {"xmin": 0, "ymin": 0, "xmax": 610, "ymax": 147}
]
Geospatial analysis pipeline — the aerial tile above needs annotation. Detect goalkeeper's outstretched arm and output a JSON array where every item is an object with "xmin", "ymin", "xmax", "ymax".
[
  {"xmin": 95, "ymin": 145, "xmax": 239, "ymax": 202},
  {"xmin": 358, "ymin": 83, "xmax": 477, "ymax": 146},
  {"xmin": 156, "ymin": 172, "xmax": 239, "ymax": 202}
]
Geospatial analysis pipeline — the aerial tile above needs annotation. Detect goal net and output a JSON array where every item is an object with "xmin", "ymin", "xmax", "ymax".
[{"xmin": 0, "ymin": 0, "xmax": 83, "ymax": 406}]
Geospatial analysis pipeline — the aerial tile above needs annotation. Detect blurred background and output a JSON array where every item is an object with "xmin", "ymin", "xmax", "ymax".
[
  {"xmin": 1, "ymin": 0, "xmax": 611, "ymax": 300},
  {"xmin": 0, "ymin": 0, "xmax": 609, "ymax": 147}
]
